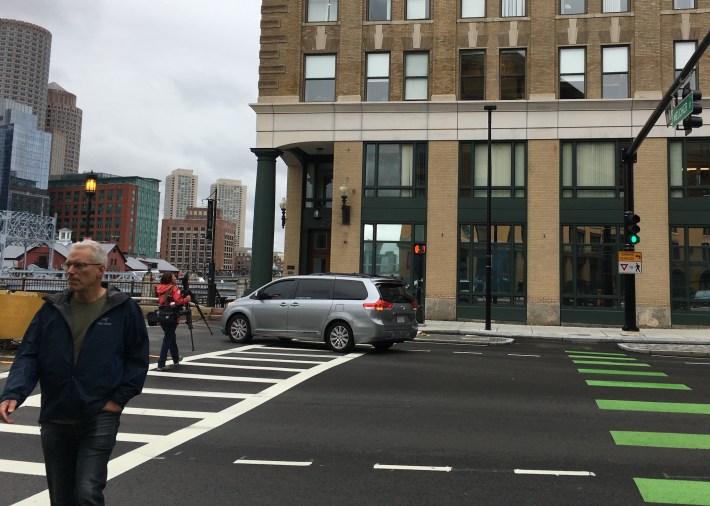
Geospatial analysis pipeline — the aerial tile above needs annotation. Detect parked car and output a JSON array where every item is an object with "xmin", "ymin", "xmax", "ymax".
[
  {"xmin": 690, "ymin": 289, "xmax": 710, "ymax": 309},
  {"xmin": 220, "ymin": 274, "xmax": 418, "ymax": 352}
]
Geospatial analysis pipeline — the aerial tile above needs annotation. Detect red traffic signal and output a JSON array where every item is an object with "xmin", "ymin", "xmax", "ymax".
[{"xmin": 413, "ymin": 243, "xmax": 427, "ymax": 255}]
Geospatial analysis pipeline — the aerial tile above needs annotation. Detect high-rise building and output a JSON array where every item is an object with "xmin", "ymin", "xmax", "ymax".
[
  {"xmin": 45, "ymin": 82, "xmax": 82, "ymax": 174},
  {"xmin": 210, "ymin": 178, "xmax": 247, "ymax": 247},
  {"xmin": 48, "ymin": 173, "xmax": 160, "ymax": 257},
  {"xmin": 0, "ymin": 19, "xmax": 52, "ymax": 130},
  {"xmin": 163, "ymin": 168, "xmax": 198, "ymax": 220},
  {"xmin": 252, "ymin": 0, "xmax": 710, "ymax": 328},
  {"xmin": 0, "ymin": 99, "xmax": 51, "ymax": 214}
]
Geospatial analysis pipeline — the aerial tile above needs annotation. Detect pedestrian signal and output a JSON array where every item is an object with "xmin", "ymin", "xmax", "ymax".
[{"xmin": 413, "ymin": 243, "xmax": 426, "ymax": 255}]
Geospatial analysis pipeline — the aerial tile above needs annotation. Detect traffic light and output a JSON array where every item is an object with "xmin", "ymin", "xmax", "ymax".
[
  {"xmin": 413, "ymin": 243, "xmax": 427, "ymax": 255},
  {"xmin": 682, "ymin": 88, "xmax": 703, "ymax": 134},
  {"xmin": 624, "ymin": 211, "xmax": 640, "ymax": 246}
]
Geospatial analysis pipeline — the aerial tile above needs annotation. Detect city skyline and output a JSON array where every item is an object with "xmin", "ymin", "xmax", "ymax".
[{"xmin": 1, "ymin": 1, "xmax": 287, "ymax": 249}]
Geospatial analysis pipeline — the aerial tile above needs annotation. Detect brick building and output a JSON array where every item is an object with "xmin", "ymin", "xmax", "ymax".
[
  {"xmin": 160, "ymin": 206, "xmax": 236, "ymax": 275},
  {"xmin": 251, "ymin": 0, "xmax": 710, "ymax": 327}
]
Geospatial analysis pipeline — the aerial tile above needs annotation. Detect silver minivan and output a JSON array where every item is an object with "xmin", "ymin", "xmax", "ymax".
[{"xmin": 220, "ymin": 274, "xmax": 418, "ymax": 352}]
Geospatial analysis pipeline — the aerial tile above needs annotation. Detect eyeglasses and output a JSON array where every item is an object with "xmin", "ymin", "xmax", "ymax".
[{"xmin": 64, "ymin": 262, "xmax": 103, "ymax": 271}]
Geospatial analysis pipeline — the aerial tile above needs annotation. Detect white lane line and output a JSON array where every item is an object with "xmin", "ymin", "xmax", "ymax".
[
  {"xmin": 263, "ymin": 346, "xmax": 332, "ymax": 354},
  {"xmin": 122, "ymin": 407, "xmax": 213, "ymax": 418},
  {"xmin": 508, "ymin": 354, "xmax": 541, "ymax": 358},
  {"xmin": 514, "ymin": 469, "xmax": 595, "ymax": 477},
  {"xmin": 401, "ymin": 349, "xmax": 431, "ymax": 353},
  {"xmin": 140, "ymin": 388, "xmax": 254, "ymax": 399},
  {"xmin": 374, "ymin": 464, "xmax": 452, "ymax": 472},
  {"xmin": 685, "ymin": 362, "xmax": 710, "ymax": 365},
  {"xmin": 235, "ymin": 459, "xmax": 313, "ymax": 467},
  {"xmin": 454, "ymin": 351, "xmax": 483, "ymax": 355},
  {"xmin": 235, "ymin": 351, "xmax": 333, "ymax": 359},
  {"xmin": 0, "ymin": 459, "xmax": 45, "ymax": 476},
  {"xmin": 0, "ymin": 424, "xmax": 159, "ymax": 443},
  {"xmin": 179, "ymin": 361, "xmax": 303, "ymax": 373},
  {"xmin": 209, "ymin": 356, "xmax": 325, "ymax": 365},
  {"xmin": 146, "ymin": 371, "xmax": 281, "ymax": 383}
]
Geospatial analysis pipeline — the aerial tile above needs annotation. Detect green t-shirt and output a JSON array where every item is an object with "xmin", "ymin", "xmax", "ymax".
[{"xmin": 70, "ymin": 291, "xmax": 108, "ymax": 364}]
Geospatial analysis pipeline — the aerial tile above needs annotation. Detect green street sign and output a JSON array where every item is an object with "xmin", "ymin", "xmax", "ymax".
[{"xmin": 671, "ymin": 92, "xmax": 694, "ymax": 127}]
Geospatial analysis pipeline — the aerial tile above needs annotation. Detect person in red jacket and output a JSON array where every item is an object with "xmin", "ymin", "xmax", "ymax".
[{"xmin": 155, "ymin": 272, "xmax": 191, "ymax": 371}]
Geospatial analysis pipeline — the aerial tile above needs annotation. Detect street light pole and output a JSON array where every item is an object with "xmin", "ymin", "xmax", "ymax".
[
  {"xmin": 204, "ymin": 190, "xmax": 218, "ymax": 308},
  {"xmin": 84, "ymin": 171, "xmax": 97, "ymax": 240},
  {"xmin": 484, "ymin": 105, "xmax": 496, "ymax": 331}
]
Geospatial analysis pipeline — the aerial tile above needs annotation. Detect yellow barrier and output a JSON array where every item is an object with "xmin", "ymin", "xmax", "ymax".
[{"xmin": 0, "ymin": 291, "xmax": 46, "ymax": 341}]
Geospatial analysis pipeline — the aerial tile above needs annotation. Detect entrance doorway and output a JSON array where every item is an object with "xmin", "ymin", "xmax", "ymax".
[{"xmin": 307, "ymin": 230, "xmax": 330, "ymax": 273}]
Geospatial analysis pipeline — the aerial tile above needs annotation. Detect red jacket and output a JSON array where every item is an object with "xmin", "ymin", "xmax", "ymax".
[{"xmin": 155, "ymin": 283, "xmax": 190, "ymax": 308}]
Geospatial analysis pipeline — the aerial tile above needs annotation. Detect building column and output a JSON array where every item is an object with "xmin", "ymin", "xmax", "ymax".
[{"xmin": 250, "ymin": 148, "xmax": 282, "ymax": 290}]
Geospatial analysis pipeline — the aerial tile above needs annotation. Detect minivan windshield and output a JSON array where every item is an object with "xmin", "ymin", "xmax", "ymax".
[{"xmin": 377, "ymin": 283, "xmax": 414, "ymax": 303}]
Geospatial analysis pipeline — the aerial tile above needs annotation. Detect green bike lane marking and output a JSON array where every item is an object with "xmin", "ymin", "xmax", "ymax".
[
  {"xmin": 578, "ymin": 369, "xmax": 667, "ymax": 377},
  {"xmin": 586, "ymin": 380, "xmax": 690, "ymax": 390},
  {"xmin": 573, "ymin": 360, "xmax": 651, "ymax": 367},
  {"xmin": 596, "ymin": 400, "xmax": 710, "ymax": 414},
  {"xmin": 634, "ymin": 478, "xmax": 710, "ymax": 505},
  {"xmin": 611, "ymin": 431, "xmax": 710, "ymax": 449}
]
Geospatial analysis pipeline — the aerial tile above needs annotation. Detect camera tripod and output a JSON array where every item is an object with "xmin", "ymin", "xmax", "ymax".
[{"xmin": 180, "ymin": 298, "xmax": 213, "ymax": 351}]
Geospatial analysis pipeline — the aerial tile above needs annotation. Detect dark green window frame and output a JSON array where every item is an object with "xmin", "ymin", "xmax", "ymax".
[
  {"xmin": 364, "ymin": 142, "xmax": 427, "ymax": 198},
  {"xmin": 459, "ymin": 141, "xmax": 526, "ymax": 198},
  {"xmin": 669, "ymin": 138, "xmax": 710, "ymax": 198},
  {"xmin": 561, "ymin": 139, "xmax": 629, "ymax": 198},
  {"xmin": 670, "ymin": 226, "xmax": 710, "ymax": 313}
]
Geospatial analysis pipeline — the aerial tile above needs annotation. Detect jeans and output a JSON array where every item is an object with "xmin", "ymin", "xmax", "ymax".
[
  {"xmin": 40, "ymin": 411, "xmax": 121, "ymax": 505},
  {"xmin": 158, "ymin": 321, "xmax": 180, "ymax": 368}
]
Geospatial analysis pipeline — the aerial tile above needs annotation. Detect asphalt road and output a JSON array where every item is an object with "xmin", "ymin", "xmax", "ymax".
[{"xmin": 1, "ymin": 324, "xmax": 709, "ymax": 505}]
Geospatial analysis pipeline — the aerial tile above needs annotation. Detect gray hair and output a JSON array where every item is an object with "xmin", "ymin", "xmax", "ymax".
[{"xmin": 71, "ymin": 240, "xmax": 108, "ymax": 267}]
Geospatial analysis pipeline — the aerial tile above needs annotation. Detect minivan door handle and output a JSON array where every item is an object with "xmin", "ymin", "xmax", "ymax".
[
  {"xmin": 289, "ymin": 302, "xmax": 299, "ymax": 307},
  {"xmin": 279, "ymin": 302, "xmax": 289, "ymax": 308}
]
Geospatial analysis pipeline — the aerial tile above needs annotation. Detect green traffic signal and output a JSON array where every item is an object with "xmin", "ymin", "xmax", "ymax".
[{"xmin": 624, "ymin": 211, "xmax": 641, "ymax": 246}]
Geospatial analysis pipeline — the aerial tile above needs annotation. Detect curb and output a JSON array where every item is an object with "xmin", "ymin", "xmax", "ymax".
[{"xmin": 618, "ymin": 343, "xmax": 710, "ymax": 358}]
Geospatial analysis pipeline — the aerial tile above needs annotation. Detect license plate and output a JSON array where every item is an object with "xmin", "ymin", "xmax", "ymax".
[{"xmin": 396, "ymin": 316, "xmax": 405, "ymax": 323}]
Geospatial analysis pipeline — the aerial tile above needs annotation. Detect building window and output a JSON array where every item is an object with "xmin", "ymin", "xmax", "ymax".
[
  {"xmin": 404, "ymin": 52, "xmax": 429, "ymax": 100},
  {"xmin": 675, "ymin": 41, "xmax": 697, "ymax": 89},
  {"xmin": 459, "ymin": 141, "xmax": 526, "ymax": 198},
  {"xmin": 669, "ymin": 139, "xmax": 710, "ymax": 198},
  {"xmin": 406, "ymin": 0, "xmax": 429, "ymax": 19},
  {"xmin": 458, "ymin": 224, "xmax": 526, "ymax": 306},
  {"xmin": 670, "ymin": 227, "xmax": 710, "ymax": 312},
  {"xmin": 304, "ymin": 54, "xmax": 336, "ymax": 102},
  {"xmin": 366, "ymin": 53, "xmax": 390, "ymax": 102},
  {"xmin": 307, "ymin": 0, "xmax": 337, "ymax": 22},
  {"xmin": 602, "ymin": 0, "xmax": 628, "ymax": 12},
  {"xmin": 460, "ymin": 50, "xmax": 485, "ymax": 100},
  {"xmin": 562, "ymin": 225, "xmax": 622, "ymax": 308},
  {"xmin": 500, "ymin": 49, "xmax": 526, "ymax": 100},
  {"xmin": 362, "ymin": 224, "xmax": 425, "ymax": 284},
  {"xmin": 602, "ymin": 46, "xmax": 629, "ymax": 99},
  {"xmin": 561, "ymin": 0, "xmax": 585, "ymax": 14},
  {"xmin": 501, "ymin": 0, "xmax": 525, "ymax": 16},
  {"xmin": 368, "ymin": 0, "xmax": 391, "ymax": 21},
  {"xmin": 674, "ymin": 0, "xmax": 695, "ymax": 8},
  {"xmin": 364, "ymin": 142, "xmax": 427, "ymax": 197},
  {"xmin": 562, "ymin": 140, "xmax": 628, "ymax": 198},
  {"xmin": 461, "ymin": 0, "xmax": 485, "ymax": 17},
  {"xmin": 560, "ymin": 47, "xmax": 585, "ymax": 99}
]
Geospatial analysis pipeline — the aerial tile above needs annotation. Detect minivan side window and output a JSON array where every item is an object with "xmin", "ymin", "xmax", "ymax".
[
  {"xmin": 294, "ymin": 279, "xmax": 334, "ymax": 299},
  {"xmin": 333, "ymin": 279, "xmax": 369, "ymax": 300},
  {"xmin": 261, "ymin": 279, "xmax": 296, "ymax": 299}
]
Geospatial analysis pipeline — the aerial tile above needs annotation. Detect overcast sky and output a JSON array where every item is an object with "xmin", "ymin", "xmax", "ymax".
[{"xmin": 3, "ymin": 0, "xmax": 287, "ymax": 250}]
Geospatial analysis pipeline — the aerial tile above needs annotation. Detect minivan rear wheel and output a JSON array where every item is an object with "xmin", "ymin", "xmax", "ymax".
[
  {"xmin": 326, "ymin": 322, "xmax": 354, "ymax": 353},
  {"xmin": 228, "ymin": 314, "xmax": 252, "ymax": 343}
]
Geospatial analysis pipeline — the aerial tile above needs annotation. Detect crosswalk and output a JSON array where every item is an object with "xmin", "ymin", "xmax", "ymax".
[
  {"xmin": 566, "ymin": 349, "xmax": 710, "ymax": 505},
  {"xmin": 0, "ymin": 344, "xmax": 363, "ymax": 505}
]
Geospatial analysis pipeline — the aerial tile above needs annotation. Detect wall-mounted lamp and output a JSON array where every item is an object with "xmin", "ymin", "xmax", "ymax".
[
  {"xmin": 279, "ymin": 197, "xmax": 287, "ymax": 228},
  {"xmin": 340, "ymin": 184, "xmax": 350, "ymax": 225}
]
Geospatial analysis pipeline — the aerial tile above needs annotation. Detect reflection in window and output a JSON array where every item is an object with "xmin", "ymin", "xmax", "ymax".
[
  {"xmin": 364, "ymin": 143, "xmax": 427, "ymax": 197},
  {"xmin": 460, "ymin": 50, "xmax": 485, "ymax": 100},
  {"xmin": 405, "ymin": 52, "xmax": 429, "ymax": 100},
  {"xmin": 670, "ymin": 227, "xmax": 710, "ymax": 311},
  {"xmin": 500, "ymin": 49, "xmax": 526, "ymax": 100},
  {"xmin": 560, "ymin": 0, "xmax": 584, "ymax": 14},
  {"xmin": 561, "ymin": 140, "xmax": 628, "ymax": 198},
  {"xmin": 362, "ymin": 224, "xmax": 425, "ymax": 287},
  {"xmin": 674, "ymin": 0, "xmax": 696, "ymax": 9},
  {"xmin": 669, "ymin": 139, "xmax": 710, "ymax": 198},
  {"xmin": 304, "ymin": 54, "xmax": 336, "ymax": 102},
  {"xmin": 406, "ymin": 0, "xmax": 429, "ymax": 19},
  {"xmin": 461, "ymin": 0, "xmax": 485, "ymax": 17},
  {"xmin": 307, "ymin": 0, "xmax": 338, "ymax": 21},
  {"xmin": 368, "ymin": 0, "xmax": 391, "ymax": 20},
  {"xmin": 560, "ymin": 47, "xmax": 585, "ymax": 99},
  {"xmin": 561, "ymin": 226, "xmax": 621, "ymax": 308},
  {"xmin": 675, "ymin": 41, "xmax": 697, "ymax": 90},
  {"xmin": 459, "ymin": 141, "xmax": 526, "ymax": 198},
  {"xmin": 366, "ymin": 53, "xmax": 390, "ymax": 102},
  {"xmin": 458, "ymin": 224, "xmax": 526, "ymax": 306},
  {"xmin": 602, "ymin": 46, "xmax": 629, "ymax": 99}
]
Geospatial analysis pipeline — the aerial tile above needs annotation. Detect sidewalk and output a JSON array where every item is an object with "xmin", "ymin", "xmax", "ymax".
[{"xmin": 416, "ymin": 320, "xmax": 710, "ymax": 358}]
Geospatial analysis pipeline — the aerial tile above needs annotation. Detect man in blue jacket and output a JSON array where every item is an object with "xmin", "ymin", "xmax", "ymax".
[{"xmin": 0, "ymin": 240, "xmax": 149, "ymax": 505}]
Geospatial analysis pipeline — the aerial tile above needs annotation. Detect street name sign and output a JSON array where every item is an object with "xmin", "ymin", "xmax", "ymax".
[
  {"xmin": 618, "ymin": 251, "xmax": 642, "ymax": 274},
  {"xmin": 671, "ymin": 92, "xmax": 694, "ymax": 127}
]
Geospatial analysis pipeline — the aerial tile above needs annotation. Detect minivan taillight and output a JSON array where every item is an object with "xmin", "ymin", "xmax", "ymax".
[
  {"xmin": 363, "ymin": 299, "xmax": 393, "ymax": 311},
  {"xmin": 409, "ymin": 300, "xmax": 418, "ymax": 309}
]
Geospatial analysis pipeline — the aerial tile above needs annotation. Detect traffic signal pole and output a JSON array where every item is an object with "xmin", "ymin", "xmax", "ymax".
[{"xmin": 620, "ymin": 28, "xmax": 710, "ymax": 332}]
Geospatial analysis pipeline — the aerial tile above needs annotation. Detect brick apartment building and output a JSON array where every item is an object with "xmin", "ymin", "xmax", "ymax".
[{"xmin": 251, "ymin": 0, "xmax": 710, "ymax": 327}]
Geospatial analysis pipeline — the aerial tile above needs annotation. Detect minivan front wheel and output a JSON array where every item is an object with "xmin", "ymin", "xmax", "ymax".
[
  {"xmin": 326, "ymin": 322, "xmax": 354, "ymax": 353},
  {"xmin": 228, "ymin": 314, "xmax": 253, "ymax": 343}
]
